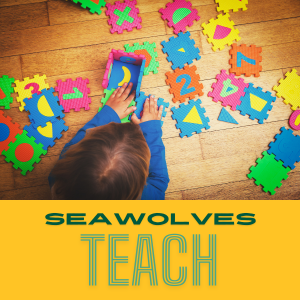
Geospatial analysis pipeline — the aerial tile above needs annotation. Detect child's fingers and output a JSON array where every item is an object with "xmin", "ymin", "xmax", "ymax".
[
  {"xmin": 116, "ymin": 82, "xmax": 127, "ymax": 97},
  {"xmin": 130, "ymin": 113, "xmax": 141, "ymax": 125},
  {"xmin": 124, "ymin": 105, "xmax": 136, "ymax": 116},
  {"xmin": 121, "ymin": 82, "xmax": 133, "ymax": 100},
  {"xmin": 111, "ymin": 88, "xmax": 119, "ymax": 98},
  {"xmin": 154, "ymin": 98, "xmax": 158, "ymax": 112},
  {"xmin": 144, "ymin": 98, "xmax": 150, "ymax": 112},
  {"xmin": 149, "ymin": 96, "xmax": 155, "ymax": 113},
  {"xmin": 157, "ymin": 105, "xmax": 163, "ymax": 120},
  {"xmin": 125, "ymin": 89, "xmax": 136, "ymax": 104}
]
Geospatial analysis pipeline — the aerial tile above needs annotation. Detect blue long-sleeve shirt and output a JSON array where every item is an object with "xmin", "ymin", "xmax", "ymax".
[{"xmin": 48, "ymin": 105, "xmax": 169, "ymax": 200}]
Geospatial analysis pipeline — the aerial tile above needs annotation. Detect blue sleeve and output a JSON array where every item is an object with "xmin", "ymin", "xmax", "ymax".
[
  {"xmin": 48, "ymin": 105, "xmax": 121, "ymax": 188},
  {"xmin": 139, "ymin": 120, "xmax": 170, "ymax": 200}
]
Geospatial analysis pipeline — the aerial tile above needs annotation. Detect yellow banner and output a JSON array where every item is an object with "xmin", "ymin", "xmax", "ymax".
[{"xmin": 0, "ymin": 200, "xmax": 299, "ymax": 299}]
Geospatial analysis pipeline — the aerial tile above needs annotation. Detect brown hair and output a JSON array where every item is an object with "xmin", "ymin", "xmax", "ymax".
[{"xmin": 52, "ymin": 122, "xmax": 150, "ymax": 200}]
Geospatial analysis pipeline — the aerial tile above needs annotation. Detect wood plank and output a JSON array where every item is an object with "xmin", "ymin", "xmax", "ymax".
[
  {"xmin": 166, "ymin": 0, "xmax": 300, "ymax": 35},
  {"xmin": 182, "ymin": 171, "xmax": 300, "ymax": 200},
  {"xmin": 0, "ymin": 184, "xmax": 51, "ymax": 200},
  {"xmin": 165, "ymin": 191, "xmax": 183, "ymax": 200},
  {"xmin": 0, "ymin": 12, "xmax": 165, "ymax": 57},
  {"xmin": 0, "ymin": 164, "xmax": 15, "ymax": 192},
  {"xmin": 0, "ymin": 56, "xmax": 22, "ymax": 80},
  {"xmin": 0, "ymin": 0, "xmax": 45, "ymax": 8},
  {"xmin": 0, "ymin": 2, "xmax": 49, "ymax": 32}
]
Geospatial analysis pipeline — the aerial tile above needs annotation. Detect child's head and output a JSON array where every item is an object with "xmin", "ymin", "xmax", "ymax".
[{"xmin": 52, "ymin": 122, "xmax": 150, "ymax": 200}]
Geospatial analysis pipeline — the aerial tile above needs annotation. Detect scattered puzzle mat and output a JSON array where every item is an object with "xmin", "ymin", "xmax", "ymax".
[
  {"xmin": 289, "ymin": 110, "xmax": 300, "ymax": 130},
  {"xmin": 159, "ymin": 0, "xmax": 200, "ymax": 34},
  {"xmin": 215, "ymin": 0, "xmax": 248, "ymax": 13},
  {"xmin": 14, "ymin": 74, "xmax": 49, "ymax": 112},
  {"xmin": 218, "ymin": 107, "xmax": 238, "ymax": 124},
  {"xmin": 161, "ymin": 31, "xmax": 201, "ymax": 70},
  {"xmin": 106, "ymin": 0, "xmax": 142, "ymax": 34},
  {"xmin": 72, "ymin": 0, "xmax": 106, "ymax": 14},
  {"xmin": 166, "ymin": 65, "xmax": 204, "ymax": 103},
  {"xmin": 236, "ymin": 83, "xmax": 277, "ymax": 124},
  {"xmin": 229, "ymin": 43, "xmax": 262, "ymax": 77},
  {"xmin": 273, "ymin": 68, "xmax": 300, "ymax": 111},
  {"xmin": 55, "ymin": 77, "xmax": 91, "ymax": 112},
  {"xmin": 2, "ymin": 130, "xmax": 47, "ymax": 176},
  {"xmin": 0, "ymin": 110, "xmax": 22, "ymax": 153},
  {"xmin": 248, "ymin": 151, "xmax": 290, "ymax": 195},
  {"xmin": 202, "ymin": 13, "xmax": 241, "ymax": 51},
  {"xmin": 0, "ymin": 75, "xmax": 15, "ymax": 110},
  {"xmin": 208, "ymin": 69, "xmax": 248, "ymax": 111},
  {"xmin": 124, "ymin": 41, "xmax": 159, "ymax": 75},
  {"xmin": 171, "ymin": 99, "xmax": 210, "ymax": 138},
  {"xmin": 24, "ymin": 88, "xmax": 65, "ymax": 128},
  {"xmin": 267, "ymin": 127, "xmax": 300, "ymax": 170}
]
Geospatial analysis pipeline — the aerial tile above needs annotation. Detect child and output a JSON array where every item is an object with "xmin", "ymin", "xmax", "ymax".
[{"xmin": 49, "ymin": 82, "xmax": 169, "ymax": 200}]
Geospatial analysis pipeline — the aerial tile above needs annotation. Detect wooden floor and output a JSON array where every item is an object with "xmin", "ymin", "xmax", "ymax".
[{"xmin": 0, "ymin": 0, "xmax": 300, "ymax": 200}]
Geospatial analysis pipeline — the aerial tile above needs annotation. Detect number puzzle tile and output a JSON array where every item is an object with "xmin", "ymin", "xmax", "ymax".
[
  {"xmin": 55, "ymin": 77, "xmax": 91, "ymax": 112},
  {"xmin": 273, "ymin": 69, "xmax": 300, "ymax": 111},
  {"xmin": 0, "ymin": 110, "xmax": 22, "ymax": 153},
  {"xmin": 229, "ymin": 43, "xmax": 262, "ymax": 77},
  {"xmin": 124, "ymin": 41, "xmax": 159, "ymax": 75},
  {"xmin": 0, "ymin": 75, "xmax": 15, "ymax": 110},
  {"xmin": 267, "ymin": 127, "xmax": 300, "ymax": 170},
  {"xmin": 105, "ymin": 0, "xmax": 142, "ymax": 34},
  {"xmin": 215, "ymin": 0, "xmax": 248, "ymax": 13},
  {"xmin": 166, "ymin": 65, "xmax": 204, "ymax": 103},
  {"xmin": 208, "ymin": 69, "xmax": 248, "ymax": 111},
  {"xmin": 72, "ymin": 0, "xmax": 106, "ymax": 14},
  {"xmin": 236, "ymin": 83, "xmax": 277, "ymax": 124},
  {"xmin": 14, "ymin": 74, "xmax": 49, "ymax": 112},
  {"xmin": 171, "ymin": 99, "xmax": 210, "ymax": 138},
  {"xmin": 2, "ymin": 130, "xmax": 47, "ymax": 176},
  {"xmin": 24, "ymin": 119, "xmax": 68, "ymax": 151},
  {"xmin": 248, "ymin": 151, "xmax": 290, "ymax": 195},
  {"xmin": 289, "ymin": 110, "xmax": 300, "ymax": 130},
  {"xmin": 130, "ymin": 91, "xmax": 169, "ymax": 126},
  {"xmin": 98, "ymin": 88, "xmax": 136, "ymax": 123},
  {"xmin": 161, "ymin": 31, "xmax": 201, "ymax": 70},
  {"xmin": 201, "ymin": 13, "xmax": 241, "ymax": 51},
  {"xmin": 218, "ymin": 107, "xmax": 238, "ymax": 124},
  {"xmin": 23, "ymin": 88, "xmax": 65, "ymax": 128},
  {"xmin": 159, "ymin": 0, "xmax": 200, "ymax": 35}
]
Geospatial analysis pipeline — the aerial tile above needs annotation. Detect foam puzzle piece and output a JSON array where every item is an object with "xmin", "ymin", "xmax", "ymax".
[
  {"xmin": 55, "ymin": 77, "xmax": 91, "ymax": 112},
  {"xmin": 124, "ymin": 41, "xmax": 159, "ymax": 75},
  {"xmin": 2, "ymin": 130, "xmax": 47, "ymax": 176},
  {"xmin": 171, "ymin": 99, "xmax": 210, "ymax": 138},
  {"xmin": 236, "ymin": 83, "xmax": 277, "ymax": 124},
  {"xmin": 273, "ymin": 69, "xmax": 300, "ymax": 111},
  {"xmin": 229, "ymin": 43, "xmax": 262, "ymax": 77},
  {"xmin": 159, "ymin": 0, "xmax": 200, "ymax": 34},
  {"xmin": 166, "ymin": 65, "xmax": 204, "ymax": 103},
  {"xmin": 215, "ymin": 0, "xmax": 248, "ymax": 13},
  {"xmin": 0, "ymin": 75, "xmax": 15, "ymax": 110},
  {"xmin": 72, "ymin": 0, "xmax": 106, "ymax": 14},
  {"xmin": 14, "ymin": 74, "xmax": 49, "ymax": 112},
  {"xmin": 98, "ymin": 88, "xmax": 135, "ymax": 123},
  {"xmin": 161, "ymin": 31, "xmax": 201, "ymax": 70},
  {"xmin": 0, "ymin": 110, "xmax": 22, "ymax": 153},
  {"xmin": 105, "ymin": 0, "xmax": 142, "ymax": 34},
  {"xmin": 24, "ymin": 119, "xmax": 69, "ymax": 151},
  {"xmin": 24, "ymin": 88, "xmax": 65, "ymax": 128},
  {"xmin": 202, "ymin": 13, "xmax": 241, "ymax": 51},
  {"xmin": 289, "ymin": 110, "xmax": 300, "ymax": 130},
  {"xmin": 218, "ymin": 107, "xmax": 238, "ymax": 124},
  {"xmin": 131, "ymin": 91, "xmax": 169, "ymax": 126},
  {"xmin": 248, "ymin": 151, "xmax": 290, "ymax": 195},
  {"xmin": 267, "ymin": 127, "xmax": 300, "ymax": 170},
  {"xmin": 102, "ymin": 49, "xmax": 145, "ymax": 98},
  {"xmin": 208, "ymin": 69, "xmax": 248, "ymax": 111}
]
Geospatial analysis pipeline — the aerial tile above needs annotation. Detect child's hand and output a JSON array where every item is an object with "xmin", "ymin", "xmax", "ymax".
[
  {"xmin": 131, "ymin": 96, "xmax": 163, "ymax": 125},
  {"xmin": 106, "ymin": 82, "xmax": 136, "ymax": 119}
]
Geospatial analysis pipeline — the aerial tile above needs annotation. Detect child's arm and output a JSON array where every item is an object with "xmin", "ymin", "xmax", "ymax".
[
  {"xmin": 61, "ymin": 83, "xmax": 136, "ymax": 155},
  {"xmin": 131, "ymin": 97, "xmax": 170, "ymax": 200}
]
